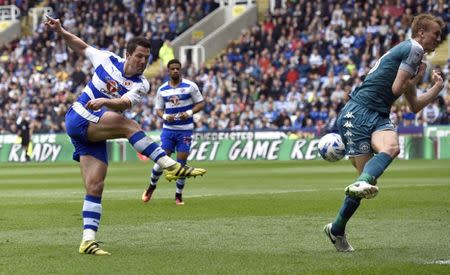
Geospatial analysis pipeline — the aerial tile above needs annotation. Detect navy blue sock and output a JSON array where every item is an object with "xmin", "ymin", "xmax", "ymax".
[
  {"xmin": 357, "ymin": 152, "xmax": 393, "ymax": 184},
  {"xmin": 176, "ymin": 158, "xmax": 187, "ymax": 193},
  {"xmin": 177, "ymin": 158, "xmax": 187, "ymax": 166},
  {"xmin": 331, "ymin": 196, "xmax": 361, "ymax": 236}
]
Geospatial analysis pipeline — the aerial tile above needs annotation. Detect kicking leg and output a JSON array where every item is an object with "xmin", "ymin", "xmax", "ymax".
[
  {"xmin": 87, "ymin": 112, "xmax": 206, "ymax": 180},
  {"xmin": 346, "ymin": 130, "xmax": 399, "ymax": 199}
]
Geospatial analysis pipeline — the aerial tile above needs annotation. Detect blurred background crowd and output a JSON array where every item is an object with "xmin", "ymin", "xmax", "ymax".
[{"xmin": 0, "ymin": 0, "xmax": 449, "ymax": 137}]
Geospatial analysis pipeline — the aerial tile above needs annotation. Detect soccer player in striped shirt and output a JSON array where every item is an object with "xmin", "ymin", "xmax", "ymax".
[
  {"xmin": 45, "ymin": 16, "xmax": 206, "ymax": 255},
  {"xmin": 142, "ymin": 59, "xmax": 204, "ymax": 205}
]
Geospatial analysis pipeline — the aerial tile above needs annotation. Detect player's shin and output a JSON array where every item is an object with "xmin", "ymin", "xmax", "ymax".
[
  {"xmin": 332, "ymin": 196, "xmax": 361, "ymax": 235},
  {"xmin": 358, "ymin": 152, "xmax": 393, "ymax": 184},
  {"xmin": 127, "ymin": 131, "xmax": 177, "ymax": 168},
  {"xmin": 150, "ymin": 163, "xmax": 163, "ymax": 186},
  {"xmin": 142, "ymin": 164, "xmax": 162, "ymax": 201},
  {"xmin": 176, "ymin": 178, "xmax": 185, "ymax": 193},
  {"xmin": 82, "ymin": 195, "xmax": 102, "ymax": 241}
]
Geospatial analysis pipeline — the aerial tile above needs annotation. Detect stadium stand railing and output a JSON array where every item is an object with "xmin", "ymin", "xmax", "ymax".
[
  {"xmin": 145, "ymin": 1, "xmax": 257, "ymax": 77},
  {"xmin": 176, "ymin": 1, "xmax": 257, "ymax": 71}
]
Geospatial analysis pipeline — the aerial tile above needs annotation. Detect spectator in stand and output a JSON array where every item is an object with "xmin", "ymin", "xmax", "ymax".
[{"xmin": 422, "ymin": 99, "xmax": 441, "ymax": 125}]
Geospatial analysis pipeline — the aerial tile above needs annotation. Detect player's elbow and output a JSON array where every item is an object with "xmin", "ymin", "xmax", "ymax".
[
  {"xmin": 407, "ymin": 102, "xmax": 421, "ymax": 114},
  {"xmin": 196, "ymin": 101, "xmax": 205, "ymax": 111},
  {"xmin": 391, "ymin": 84, "xmax": 402, "ymax": 96},
  {"xmin": 118, "ymin": 101, "xmax": 131, "ymax": 112},
  {"xmin": 410, "ymin": 106, "xmax": 421, "ymax": 114},
  {"xmin": 117, "ymin": 97, "xmax": 132, "ymax": 111}
]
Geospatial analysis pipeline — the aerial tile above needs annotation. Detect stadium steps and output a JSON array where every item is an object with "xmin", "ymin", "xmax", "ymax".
[
  {"xmin": 201, "ymin": 0, "xmax": 267, "ymax": 68},
  {"xmin": 429, "ymin": 34, "xmax": 449, "ymax": 66}
]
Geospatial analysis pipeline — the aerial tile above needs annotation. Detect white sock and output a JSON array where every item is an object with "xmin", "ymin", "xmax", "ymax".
[
  {"xmin": 83, "ymin": 229, "xmax": 96, "ymax": 242},
  {"xmin": 157, "ymin": 155, "xmax": 177, "ymax": 169}
]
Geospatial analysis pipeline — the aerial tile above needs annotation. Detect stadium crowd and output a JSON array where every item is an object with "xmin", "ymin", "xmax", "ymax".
[{"xmin": 0, "ymin": 0, "xmax": 449, "ymax": 136}]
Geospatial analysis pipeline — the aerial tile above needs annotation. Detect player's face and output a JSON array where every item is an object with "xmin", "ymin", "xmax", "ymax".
[
  {"xmin": 169, "ymin": 63, "xmax": 181, "ymax": 81},
  {"xmin": 420, "ymin": 22, "xmax": 442, "ymax": 53},
  {"xmin": 127, "ymin": 46, "xmax": 150, "ymax": 75}
]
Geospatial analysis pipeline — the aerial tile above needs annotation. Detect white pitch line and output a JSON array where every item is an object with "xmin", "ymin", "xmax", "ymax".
[
  {"xmin": 0, "ymin": 182, "xmax": 449, "ymax": 202},
  {"xmin": 426, "ymin": 260, "xmax": 450, "ymax": 265}
]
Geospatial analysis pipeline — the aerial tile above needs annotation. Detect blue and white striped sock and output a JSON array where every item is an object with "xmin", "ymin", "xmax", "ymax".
[
  {"xmin": 128, "ymin": 131, "xmax": 176, "ymax": 168},
  {"xmin": 176, "ymin": 178, "xmax": 186, "ymax": 194},
  {"xmin": 150, "ymin": 163, "xmax": 163, "ymax": 186},
  {"xmin": 82, "ymin": 195, "xmax": 102, "ymax": 241},
  {"xmin": 176, "ymin": 159, "xmax": 187, "ymax": 194}
]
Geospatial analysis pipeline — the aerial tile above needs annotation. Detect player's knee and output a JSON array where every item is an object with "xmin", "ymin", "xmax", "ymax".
[
  {"xmin": 86, "ymin": 178, "xmax": 104, "ymax": 196},
  {"xmin": 123, "ymin": 119, "xmax": 141, "ymax": 136},
  {"xmin": 385, "ymin": 144, "xmax": 400, "ymax": 158}
]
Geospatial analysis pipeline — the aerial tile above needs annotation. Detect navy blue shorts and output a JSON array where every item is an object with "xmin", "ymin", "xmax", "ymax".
[
  {"xmin": 160, "ymin": 129, "xmax": 193, "ymax": 153},
  {"xmin": 337, "ymin": 100, "xmax": 396, "ymax": 157},
  {"xmin": 65, "ymin": 102, "xmax": 108, "ymax": 164}
]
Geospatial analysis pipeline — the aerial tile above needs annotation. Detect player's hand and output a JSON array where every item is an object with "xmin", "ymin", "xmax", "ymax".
[
  {"xmin": 44, "ymin": 15, "xmax": 63, "ymax": 33},
  {"xmin": 85, "ymin": 98, "xmax": 106, "ymax": 110},
  {"xmin": 414, "ymin": 62, "xmax": 427, "ymax": 81},
  {"xmin": 164, "ymin": 114, "xmax": 176, "ymax": 122},
  {"xmin": 178, "ymin": 112, "xmax": 190, "ymax": 120},
  {"xmin": 430, "ymin": 69, "xmax": 444, "ymax": 89}
]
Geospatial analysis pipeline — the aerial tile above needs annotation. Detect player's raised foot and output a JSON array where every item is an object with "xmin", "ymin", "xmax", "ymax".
[
  {"xmin": 175, "ymin": 193, "xmax": 184, "ymax": 205},
  {"xmin": 345, "ymin": 181, "xmax": 379, "ymax": 199},
  {"xmin": 323, "ymin": 223, "xmax": 354, "ymax": 252},
  {"xmin": 164, "ymin": 163, "xmax": 206, "ymax": 182},
  {"xmin": 79, "ymin": 240, "xmax": 111, "ymax": 256},
  {"xmin": 142, "ymin": 185, "xmax": 156, "ymax": 203}
]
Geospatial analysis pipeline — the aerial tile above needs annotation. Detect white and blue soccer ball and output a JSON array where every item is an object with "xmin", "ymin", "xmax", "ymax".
[{"xmin": 318, "ymin": 133, "xmax": 346, "ymax": 162}]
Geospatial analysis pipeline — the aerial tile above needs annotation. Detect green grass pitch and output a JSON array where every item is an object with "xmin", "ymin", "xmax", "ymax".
[{"xmin": 0, "ymin": 160, "xmax": 449, "ymax": 274}]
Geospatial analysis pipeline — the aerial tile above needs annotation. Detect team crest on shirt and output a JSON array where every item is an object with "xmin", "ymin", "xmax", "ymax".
[
  {"xmin": 105, "ymin": 79, "xmax": 120, "ymax": 95},
  {"xmin": 169, "ymin": 95, "xmax": 180, "ymax": 106},
  {"xmin": 123, "ymin": 80, "xmax": 132, "ymax": 88}
]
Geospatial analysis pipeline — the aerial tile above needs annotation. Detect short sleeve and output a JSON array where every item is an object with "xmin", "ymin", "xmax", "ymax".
[
  {"xmin": 399, "ymin": 41, "xmax": 424, "ymax": 75},
  {"xmin": 154, "ymin": 87, "xmax": 165, "ymax": 110},
  {"xmin": 121, "ymin": 79, "xmax": 150, "ymax": 108},
  {"xmin": 85, "ymin": 46, "xmax": 112, "ymax": 68},
  {"xmin": 190, "ymin": 82, "xmax": 204, "ymax": 104}
]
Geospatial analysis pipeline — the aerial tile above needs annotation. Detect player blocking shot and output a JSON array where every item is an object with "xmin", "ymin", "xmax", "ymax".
[
  {"xmin": 323, "ymin": 14, "xmax": 445, "ymax": 252},
  {"xmin": 142, "ymin": 59, "xmax": 204, "ymax": 205},
  {"xmin": 44, "ymin": 16, "xmax": 206, "ymax": 255}
]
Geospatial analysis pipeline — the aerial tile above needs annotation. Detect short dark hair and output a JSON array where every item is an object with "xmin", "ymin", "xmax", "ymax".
[
  {"xmin": 167, "ymin": 59, "xmax": 182, "ymax": 68},
  {"xmin": 126, "ymin": 37, "xmax": 151, "ymax": 55}
]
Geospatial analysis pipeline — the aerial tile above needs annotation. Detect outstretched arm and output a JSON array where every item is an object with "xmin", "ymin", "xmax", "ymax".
[
  {"xmin": 44, "ymin": 15, "xmax": 89, "ymax": 56},
  {"xmin": 404, "ymin": 70, "xmax": 444, "ymax": 113}
]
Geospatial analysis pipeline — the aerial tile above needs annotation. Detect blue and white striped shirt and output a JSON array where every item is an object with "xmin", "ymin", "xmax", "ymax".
[
  {"xmin": 155, "ymin": 79, "xmax": 203, "ymax": 131},
  {"xmin": 76, "ymin": 46, "xmax": 150, "ymax": 107}
]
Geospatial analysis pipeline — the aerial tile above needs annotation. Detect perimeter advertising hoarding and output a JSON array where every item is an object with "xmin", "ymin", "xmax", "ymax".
[{"xmin": 1, "ymin": 130, "xmax": 448, "ymax": 162}]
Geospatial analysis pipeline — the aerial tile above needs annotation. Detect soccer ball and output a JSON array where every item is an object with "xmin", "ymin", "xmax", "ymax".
[{"xmin": 318, "ymin": 133, "xmax": 346, "ymax": 162}]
